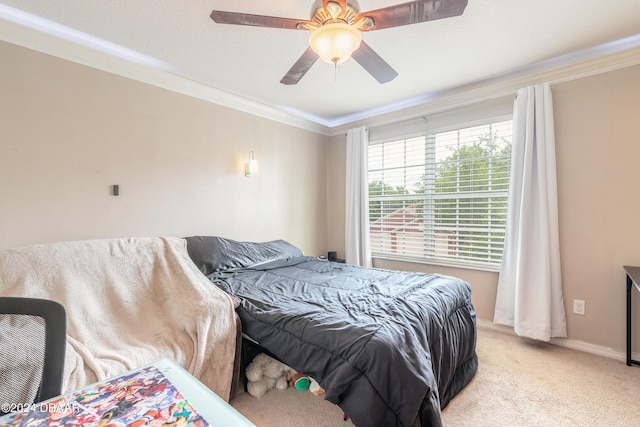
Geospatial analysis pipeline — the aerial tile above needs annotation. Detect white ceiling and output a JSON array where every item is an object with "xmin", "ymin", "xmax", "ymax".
[{"xmin": 1, "ymin": 0, "xmax": 640, "ymax": 132}]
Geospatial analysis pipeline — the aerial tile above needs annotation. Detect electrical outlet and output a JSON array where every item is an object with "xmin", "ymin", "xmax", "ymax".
[{"xmin": 573, "ymin": 299, "xmax": 586, "ymax": 315}]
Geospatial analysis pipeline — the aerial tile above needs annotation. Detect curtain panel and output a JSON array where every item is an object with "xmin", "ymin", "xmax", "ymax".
[
  {"xmin": 494, "ymin": 83, "xmax": 567, "ymax": 341},
  {"xmin": 345, "ymin": 126, "xmax": 372, "ymax": 267}
]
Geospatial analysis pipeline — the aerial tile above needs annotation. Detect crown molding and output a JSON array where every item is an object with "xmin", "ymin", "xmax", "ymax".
[
  {"xmin": 1, "ymin": 5, "xmax": 639, "ymax": 137},
  {"xmin": 0, "ymin": 6, "xmax": 332, "ymax": 135},
  {"xmin": 328, "ymin": 34, "xmax": 640, "ymax": 136}
]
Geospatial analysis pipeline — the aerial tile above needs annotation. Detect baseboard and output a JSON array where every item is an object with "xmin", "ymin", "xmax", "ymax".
[{"xmin": 477, "ymin": 319, "xmax": 638, "ymax": 363}]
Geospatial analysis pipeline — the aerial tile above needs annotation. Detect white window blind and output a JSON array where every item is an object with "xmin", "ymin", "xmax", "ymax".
[{"xmin": 368, "ymin": 119, "xmax": 512, "ymax": 268}]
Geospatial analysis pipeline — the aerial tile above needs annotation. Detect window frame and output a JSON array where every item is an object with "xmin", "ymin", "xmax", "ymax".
[{"xmin": 367, "ymin": 114, "xmax": 513, "ymax": 272}]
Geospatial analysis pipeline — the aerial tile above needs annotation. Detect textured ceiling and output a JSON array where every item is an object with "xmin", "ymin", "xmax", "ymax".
[{"xmin": 1, "ymin": 0, "xmax": 640, "ymax": 129}]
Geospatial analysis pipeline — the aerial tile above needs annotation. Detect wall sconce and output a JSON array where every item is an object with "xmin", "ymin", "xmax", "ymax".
[{"xmin": 245, "ymin": 151, "xmax": 258, "ymax": 177}]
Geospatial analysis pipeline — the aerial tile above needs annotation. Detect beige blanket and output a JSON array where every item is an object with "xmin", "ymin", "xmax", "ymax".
[{"xmin": 0, "ymin": 237, "xmax": 237, "ymax": 400}]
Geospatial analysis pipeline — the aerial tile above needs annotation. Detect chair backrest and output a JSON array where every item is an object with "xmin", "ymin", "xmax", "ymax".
[{"xmin": 0, "ymin": 297, "xmax": 66, "ymax": 415}]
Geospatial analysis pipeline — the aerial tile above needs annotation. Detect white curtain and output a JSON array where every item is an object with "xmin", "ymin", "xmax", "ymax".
[
  {"xmin": 345, "ymin": 126, "xmax": 372, "ymax": 267},
  {"xmin": 493, "ymin": 83, "xmax": 567, "ymax": 341}
]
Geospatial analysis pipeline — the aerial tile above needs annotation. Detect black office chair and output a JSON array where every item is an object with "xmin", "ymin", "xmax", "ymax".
[{"xmin": 0, "ymin": 297, "xmax": 67, "ymax": 415}]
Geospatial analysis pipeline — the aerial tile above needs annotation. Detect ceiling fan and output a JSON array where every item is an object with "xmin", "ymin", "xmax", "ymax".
[{"xmin": 210, "ymin": 0, "xmax": 468, "ymax": 85}]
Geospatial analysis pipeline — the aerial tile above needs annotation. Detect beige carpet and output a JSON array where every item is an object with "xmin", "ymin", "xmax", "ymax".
[{"xmin": 231, "ymin": 325, "xmax": 640, "ymax": 426}]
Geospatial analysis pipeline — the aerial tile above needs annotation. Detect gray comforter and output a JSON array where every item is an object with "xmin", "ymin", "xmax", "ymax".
[{"xmin": 186, "ymin": 236, "xmax": 478, "ymax": 427}]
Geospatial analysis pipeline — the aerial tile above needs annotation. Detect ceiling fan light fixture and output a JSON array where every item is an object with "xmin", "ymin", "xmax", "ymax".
[
  {"xmin": 309, "ymin": 23, "xmax": 362, "ymax": 64},
  {"xmin": 211, "ymin": 0, "xmax": 468, "ymax": 85}
]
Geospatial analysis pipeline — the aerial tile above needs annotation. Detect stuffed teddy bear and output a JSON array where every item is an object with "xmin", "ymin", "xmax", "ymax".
[{"xmin": 245, "ymin": 353, "xmax": 290, "ymax": 398}]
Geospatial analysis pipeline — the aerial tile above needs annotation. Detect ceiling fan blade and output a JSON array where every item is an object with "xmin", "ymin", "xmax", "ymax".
[
  {"xmin": 351, "ymin": 41, "xmax": 398, "ymax": 84},
  {"xmin": 210, "ymin": 10, "xmax": 310, "ymax": 30},
  {"xmin": 280, "ymin": 48, "xmax": 319, "ymax": 85},
  {"xmin": 357, "ymin": 0, "xmax": 468, "ymax": 31}
]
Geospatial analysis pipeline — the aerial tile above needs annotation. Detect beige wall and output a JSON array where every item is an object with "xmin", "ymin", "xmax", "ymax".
[
  {"xmin": 326, "ymin": 133, "xmax": 347, "ymax": 258},
  {"xmin": 553, "ymin": 64, "xmax": 640, "ymax": 351},
  {"xmin": 0, "ymin": 41, "xmax": 329, "ymax": 255},
  {"xmin": 327, "ymin": 64, "xmax": 640, "ymax": 354}
]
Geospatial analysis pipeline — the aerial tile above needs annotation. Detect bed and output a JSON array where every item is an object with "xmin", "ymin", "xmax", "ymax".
[{"xmin": 186, "ymin": 236, "xmax": 478, "ymax": 427}]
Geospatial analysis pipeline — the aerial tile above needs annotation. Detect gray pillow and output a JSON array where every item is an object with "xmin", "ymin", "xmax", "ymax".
[{"xmin": 184, "ymin": 236, "xmax": 303, "ymax": 275}]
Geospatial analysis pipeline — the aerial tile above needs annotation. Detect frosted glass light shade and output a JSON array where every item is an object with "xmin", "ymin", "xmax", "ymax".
[
  {"xmin": 309, "ymin": 23, "xmax": 362, "ymax": 64},
  {"xmin": 248, "ymin": 158, "xmax": 258, "ymax": 173},
  {"xmin": 245, "ymin": 151, "xmax": 258, "ymax": 177}
]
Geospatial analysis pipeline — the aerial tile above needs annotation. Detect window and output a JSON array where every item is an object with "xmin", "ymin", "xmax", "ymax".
[{"xmin": 368, "ymin": 119, "xmax": 512, "ymax": 268}]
